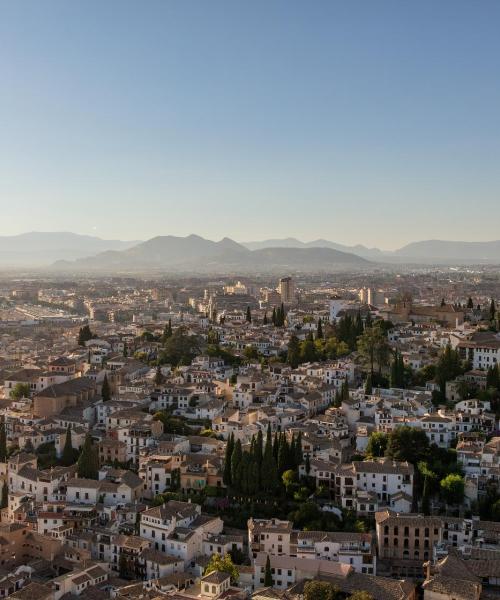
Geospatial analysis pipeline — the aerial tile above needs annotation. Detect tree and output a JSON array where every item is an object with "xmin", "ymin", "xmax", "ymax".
[
  {"xmin": 294, "ymin": 432, "xmax": 303, "ymax": 467},
  {"xmin": 490, "ymin": 298, "xmax": 496, "ymax": 320},
  {"xmin": 272, "ymin": 307, "xmax": 277, "ymax": 326},
  {"xmin": 230, "ymin": 440, "xmax": 243, "ymax": 490},
  {"xmin": 243, "ymin": 345, "xmax": 259, "ymax": 361},
  {"xmin": 366, "ymin": 432, "xmax": 388, "ymax": 458},
  {"xmin": 263, "ymin": 312, "xmax": 268, "ymax": 325},
  {"xmin": 357, "ymin": 325, "xmax": 390, "ymax": 378},
  {"xmin": 364, "ymin": 373, "xmax": 373, "ymax": 395},
  {"xmin": 223, "ymin": 433, "xmax": 235, "ymax": 486},
  {"xmin": 158, "ymin": 326, "xmax": 201, "ymax": 366},
  {"xmin": 317, "ymin": 318, "xmax": 323, "ymax": 339},
  {"xmin": 10, "ymin": 383, "xmax": 31, "ymax": 400},
  {"xmin": 101, "ymin": 374, "xmax": 111, "ymax": 402},
  {"xmin": 118, "ymin": 552, "xmax": 129, "ymax": 579},
  {"xmin": 162, "ymin": 319, "xmax": 173, "ymax": 343},
  {"xmin": 440, "ymin": 473, "xmax": 465, "ymax": 505},
  {"xmin": 487, "ymin": 364, "xmax": 500, "ymax": 390},
  {"xmin": 78, "ymin": 325, "xmax": 94, "ymax": 346},
  {"xmin": 304, "ymin": 581, "xmax": 340, "ymax": 600},
  {"xmin": 287, "ymin": 335, "xmax": 301, "ymax": 369},
  {"xmin": 264, "ymin": 554, "xmax": 273, "ymax": 587},
  {"xmin": 386, "ymin": 426, "xmax": 430, "ymax": 465},
  {"xmin": 77, "ymin": 433, "xmax": 99, "ymax": 479},
  {"xmin": 261, "ymin": 430, "xmax": 279, "ymax": 494},
  {"xmin": 435, "ymin": 345, "xmax": 463, "ymax": 400},
  {"xmin": 277, "ymin": 435, "xmax": 290, "ymax": 475},
  {"xmin": 246, "ymin": 306, "xmax": 252, "ymax": 323},
  {"xmin": 300, "ymin": 337, "xmax": 317, "ymax": 363},
  {"xmin": 467, "ymin": 297, "xmax": 474, "ymax": 309},
  {"xmin": 204, "ymin": 553, "xmax": 239, "ymax": 584},
  {"xmin": 154, "ymin": 366, "xmax": 165, "ymax": 386},
  {"xmin": 390, "ymin": 350, "xmax": 405, "ymax": 388},
  {"xmin": 0, "ymin": 422, "xmax": 7, "ymax": 462},
  {"xmin": 61, "ymin": 425, "xmax": 76, "ymax": 466},
  {"xmin": 0, "ymin": 481, "xmax": 7, "ymax": 509}
]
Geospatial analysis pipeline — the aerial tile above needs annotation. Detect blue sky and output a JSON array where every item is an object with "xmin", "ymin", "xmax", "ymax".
[{"xmin": 0, "ymin": 0, "xmax": 499, "ymax": 249}]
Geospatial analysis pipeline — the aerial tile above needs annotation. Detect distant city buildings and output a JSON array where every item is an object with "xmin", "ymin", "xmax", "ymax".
[{"xmin": 0, "ymin": 269, "xmax": 498, "ymax": 600}]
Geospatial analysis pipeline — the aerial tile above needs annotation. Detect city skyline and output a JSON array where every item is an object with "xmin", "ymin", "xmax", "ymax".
[{"xmin": 1, "ymin": 0, "xmax": 499, "ymax": 247}]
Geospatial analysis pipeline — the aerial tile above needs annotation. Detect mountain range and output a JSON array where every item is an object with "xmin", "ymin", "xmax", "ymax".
[
  {"xmin": 52, "ymin": 234, "xmax": 369, "ymax": 273},
  {"xmin": 242, "ymin": 238, "xmax": 500, "ymax": 264},
  {"xmin": 0, "ymin": 232, "xmax": 139, "ymax": 267},
  {"xmin": 0, "ymin": 232, "xmax": 499, "ymax": 271}
]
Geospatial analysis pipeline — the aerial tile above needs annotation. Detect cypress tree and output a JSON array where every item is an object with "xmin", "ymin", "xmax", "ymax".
[
  {"xmin": 390, "ymin": 351, "xmax": 405, "ymax": 388},
  {"xmin": 289, "ymin": 435, "xmax": 296, "ymax": 468},
  {"xmin": 333, "ymin": 388, "xmax": 341, "ymax": 408},
  {"xmin": 0, "ymin": 421, "xmax": 7, "ymax": 462},
  {"xmin": 162, "ymin": 319, "xmax": 173, "ymax": 343},
  {"xmin": 287, "ymin": 334, "xmax": 301, "ymax": 369},
  {"xmin": 365, "ymin": 312, "xmax": 372, "ymax": 328},
  {"xmin": 364, "ymin": 373, "xmax": 373, "ymax": 395},
  {"xmin": 342, "ymin": 376, "xmax": 350, "ymax": 402},
  {"xmin": 264, "ymin": 555, "xmax": 273, "ymax": 587},
  {"xmin": 317, "ymin": 318, "xmax": 323, "ymax": 339},
  {"xmin": 230, "ymin": 440, "xmax": 243, "ymax": 491},
  {"xmin": 77, "ymin": 433, "xmax": 99, "ymax": 479},
  {"xmin": 305, "ymin": 453, "xmax": 311, "ymax": 475},
  {"xmin": 272, "ymin": 432, "xmax": 279, "ymax": 461},
  {"xmin": 355, "ymin": 311, "xmax": 364, "ymax": 336},
  {"xmin": 1, "ymin": 481, "xmax": 8, "ymax": 509},
  {"xmin": 255, "ymin": 429, "xmax": 263, "ymax": 482},
  {"xmin": 272, "ymin": 307, "xmax": 277, "ymax": 326},
  {"xmin": 246, "ymin": 306, "xmax": 252, "ymax": 323},
  {"xmin": 467, "ymin": 297, "xmax": 474, "ymax": 309},
  {"xmin": 119, "ymin": 552, "xmax": 128, "ymax": 579},
  {"xmin": 240, "ymin": 452, "xmax": 251, "ymax": 495},
  {"xmin": 78, "ymin": 325, "xmax": 93, "ymax": 346},
  {"xmin": 277, "ymin": 434, "xmax": 288, "ymax": 475},
  {"xmin": 263, "ymin": 312, "xmax": 268, "ymax": 325},
  {"xmin": 295, "ymin": 432, "xmax": 303, "ymax": 467},
  {"xmin": 266, "ymin": 422, "xmax": 272, "ymax": 448},
  {"xmin": 248, "ymin": 457, "xmax": 259, "ymax": 495},
  {"xmin": 223, "ymin": 433, "xmax": 234, "ymax": 486},
  {"xmin": 490, "ymin": 299, "xmax": 496, "ymax": 320},
  {"xmin": 61, "ymin": 425, "xmax": 75, "ymax": 466},
  {"xmin": 261, "ymin": 433, "xmax": 278, "ymax": 494},
  {"xmin": 101, "ymin": 374, "xmax": 111, "ymax": 402},
  {"xmin": 487, "ymin": 364, "xmax": 500, "ymax": 390}
]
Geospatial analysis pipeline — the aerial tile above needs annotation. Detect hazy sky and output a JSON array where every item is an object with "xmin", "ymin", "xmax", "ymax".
[{"xmin": 1, "ymin": 1, "xmax": 499, "ymax": 250}]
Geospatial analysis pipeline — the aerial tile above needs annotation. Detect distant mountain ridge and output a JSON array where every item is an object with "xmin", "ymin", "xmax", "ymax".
[
  {"xmin": 0, "ymin": 232, "xmax": 139, "ymax": 267},
  {"xmin": 51, "ymin": 234, "xmax": 370, "ymax": 273},
  {"xmin": 243, "ymin": 238, "xmax": 500, "ymax": 264},
  {"xmin": 242, "ymin": 237, "xmax": 384, "ymax": 259},
  {"xmin": 1, "ymin": 232, "xmax": 499, "ymax": 270}
]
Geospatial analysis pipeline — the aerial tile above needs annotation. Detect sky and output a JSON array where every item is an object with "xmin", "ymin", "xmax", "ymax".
[{"xmin": 0, "ymin": 0, "xmax": 499, "ymax": 250}]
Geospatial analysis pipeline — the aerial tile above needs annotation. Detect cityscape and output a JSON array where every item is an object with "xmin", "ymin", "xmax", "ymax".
[{"xmin": 1, "ymin": 2, "xmax": 500, "ymax": 600}]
